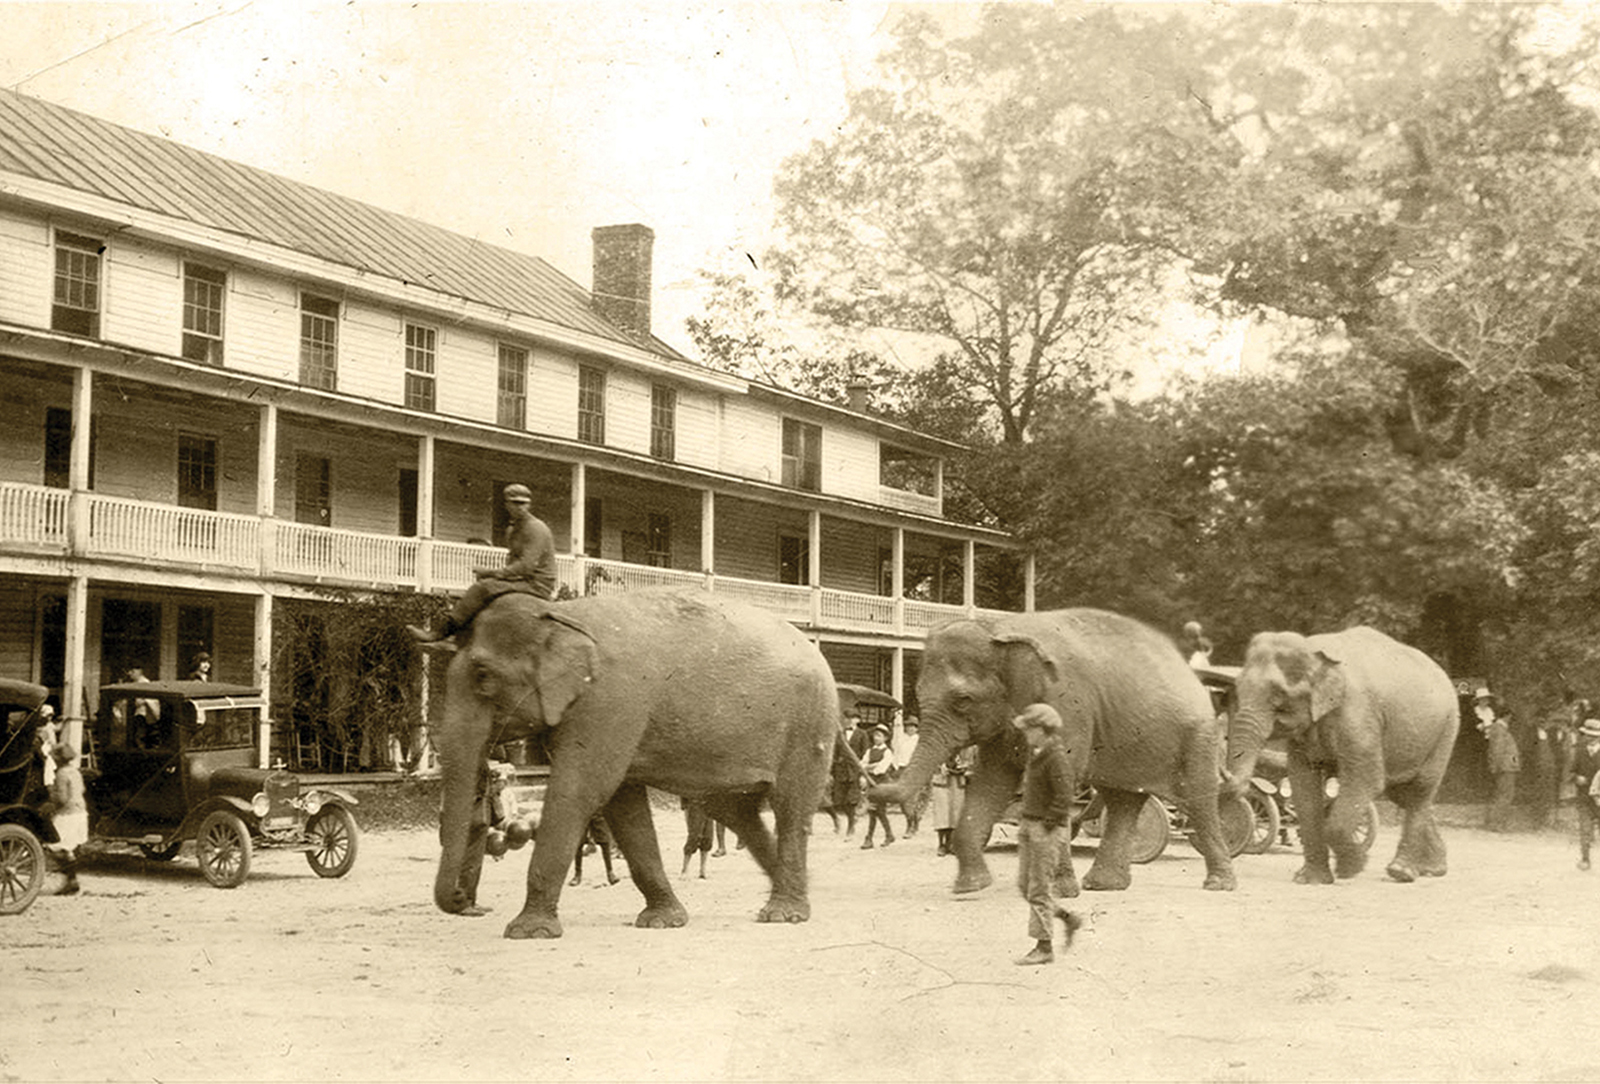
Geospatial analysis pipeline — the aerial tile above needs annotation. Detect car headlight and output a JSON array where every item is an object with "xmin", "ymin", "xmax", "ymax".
[
  {"xmin": 303, "ymin": 792, "xmax": 323, "ymax": 816},
  {"xmin": 1279, "ymin": 779, "xmax": 1292, "ymax": 798},
  {"xmin": 251, "ymin": 793, "xmax": 271, "ymax": 818}
]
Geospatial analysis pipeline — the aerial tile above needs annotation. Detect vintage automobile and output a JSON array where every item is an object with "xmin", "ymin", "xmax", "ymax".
[
  {"xmin": 0, "ymin": 678, "xmax": 54, "ymax": 914},
  {"xmin": 89, "ymin": 681, "xmax": 360, "ymax": 888}
]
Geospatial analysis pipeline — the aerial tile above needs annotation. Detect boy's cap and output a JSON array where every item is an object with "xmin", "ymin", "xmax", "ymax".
[
  {"xmin": 1012, "ymin": 704, "xmax": 1063, "ymax": 732},
  {"xmin": 51, "ymin": 743, "xmax": 77, "ymax": 764}
]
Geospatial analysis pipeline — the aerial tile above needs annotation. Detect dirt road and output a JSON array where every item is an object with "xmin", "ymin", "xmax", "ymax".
[{"xmin": 4, "ymin": 811, "xmax": 1598, "ymax": 1082}]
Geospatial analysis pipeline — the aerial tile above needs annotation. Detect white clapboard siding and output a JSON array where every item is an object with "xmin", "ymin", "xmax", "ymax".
[
  {"xmin": 671, "ymin": 386, "xmax": 718, "ymax": 470},
  {"xmin": 823, "ymin": 426, "xmax": 881, "ymax": 504},
  {"xmin": 528, "ymin": 348, "xmax": 578, "ymax": 441},
  {"xmin": 718, "ymin": 397, "xmax": 781, "ymax": 484},
  {"xmin": 435, "ymin": 325, "xmax": 497, "ymax": 423},
  {"xmin": 340, "ymin": 300, "xmax": 402, "ymax": 403},
  {"xmin": 102, "ymin": 238, "xmax": 181, "ymax": 356},
  {"xmin": 225, "ymin": 269, "xmax": 298, "ymax": 382},
  {"xmin": 0, "ymin": 208, "xmax": 50, "ymax": 328}
]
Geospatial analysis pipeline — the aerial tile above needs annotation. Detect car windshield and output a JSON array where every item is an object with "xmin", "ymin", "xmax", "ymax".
[{"xmin": 184, "ymin": 705, "xmax": 257, "ymax": 749}]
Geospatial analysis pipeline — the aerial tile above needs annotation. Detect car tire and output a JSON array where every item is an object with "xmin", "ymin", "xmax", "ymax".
[
  {"xmin": 196, "ymin": 810, "xmax": 252, "ymax": 888},
  {"xmin": 1129, "ymin": 795, "xmax": 1170, "ymax": 864},
  {"xmin": 1244, "ymin": 790, "xmax": 1281, "ymax": 855},
  {"xmin": 304, "ymin": 805, "xmax": 359, "ymax": 879},
  {"xmin": 0, "ymin": 822, "xmax": 46, "ymax": 915},
  {"xmin": 1189, "ymin": 793, "xmax": 1256, "ymax": 858},
  {"xmin": 1353, "ymin": 801, "xmax": 1379, "ymax": 854}
]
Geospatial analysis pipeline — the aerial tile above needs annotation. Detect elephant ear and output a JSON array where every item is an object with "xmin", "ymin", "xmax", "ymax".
[
  {"xmin": 536, "ymin": 622, "xmax": 598, "ymax": 727},
  {"xmin": 1308, "ymin": 649, "xmax": 1346, "ymax": 724},
  {"xmin": 991, "ymin": 631, "xmax": 1061, "ymax": 693}
]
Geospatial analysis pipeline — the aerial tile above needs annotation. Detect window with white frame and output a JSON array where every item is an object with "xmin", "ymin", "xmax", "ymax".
[
  {"xmin": 52, "ymin": 230, "xmax": 103, "ymax": 337},
  {"xmin": 497, "ymin": 344, "xmax": 528, "ymax": 428},
  {"xmin": 404, "ymin": 323, "xmax": 437, "ymax": 411},
  {"xmin": 781, "ymin": 418, "xmax": 822, "ymax": 492},
  {"xmin": 299, "ymin": 293, "xmax": 339, "ymax": 390},
  {"xmin": 578, "ymin": 365, "xmax": 606, "ymax": 444},
  {"xmin": 181, "ymin": 262, "xmax": 225, "ymax": 365},
  {"xmin": 650, "ymin": 383, "xmax": 676, "ymax": 460}
]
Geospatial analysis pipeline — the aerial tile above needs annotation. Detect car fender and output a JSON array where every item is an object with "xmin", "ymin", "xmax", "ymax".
[
  {"xmin": 1249, "ymin": 777, "xmax": 1278, "ymax": 796},
  {"xmin": 177, "ymin": 796, "xmax": 257, "ymax": 839},
  {"xmin": 306, "ymin": 787, "xmax": 359, "ymax": 809},
  {"xmin": 0, "ymin": 806, "xmax": 58, "ymax": 844}
]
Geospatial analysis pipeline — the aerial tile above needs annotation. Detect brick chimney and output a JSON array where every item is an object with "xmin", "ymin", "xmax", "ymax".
[{"xmin": 591, "ymin": 224, "xmax": 654, "ymax": 341}]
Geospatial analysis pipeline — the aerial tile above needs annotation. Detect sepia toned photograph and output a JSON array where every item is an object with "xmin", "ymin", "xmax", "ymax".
[{"xmin": 2, "ymin": 3, "xmax": 1599, "ymax": 1080}]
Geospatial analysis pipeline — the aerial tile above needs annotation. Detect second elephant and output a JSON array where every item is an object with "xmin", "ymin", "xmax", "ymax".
[
  {"xmin": 874, "ymin": 608, "xmax": 1237, "ymax": 896},
  {"xmin": 1222, "ymin": 626, "xmax": 1459, "ymax": 884}
]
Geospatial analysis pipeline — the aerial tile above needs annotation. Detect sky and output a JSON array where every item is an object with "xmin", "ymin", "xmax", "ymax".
[{"xmin": 0, "ymin": 1, "xmax": 914, "ymax": 357}]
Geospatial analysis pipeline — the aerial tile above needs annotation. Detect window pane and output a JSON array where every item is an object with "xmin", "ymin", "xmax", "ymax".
[
  {"xmin": 299, "ymin": 295, "xmax": 338, "ymax": 389},
  {"xmin": 651, "ymin": 384, "xmax": 676, "ymax": 460},
  {"xmin": 497, "ymin": 345, "xmax": 527, "ymax": 428},
  {"xmin": 579, "ymin": 366, "xmax": 606, "ymax": 444}
]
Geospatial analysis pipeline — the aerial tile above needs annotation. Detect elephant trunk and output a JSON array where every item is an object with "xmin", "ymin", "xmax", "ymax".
[
  {"xmin": 871, "ymin": 711, "xmax": 965, "ymax": 805},
  {"xmin": 1222, "ymin": 701, "xmax": 1272, "ymax": 799},
  {"xmin": 433, "ymin": 722, "xmax": 489, "ymax": 914}
]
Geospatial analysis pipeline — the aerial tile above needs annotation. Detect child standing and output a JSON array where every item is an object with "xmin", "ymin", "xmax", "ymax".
[
  {"xmin": 859, "ymin": 727, "xmax": 898, "ymax": 849},
  {"xmin": 48, "ymin": 742, "xmax": 87, "ymax": 895},
  {"xmin": 1012, "ymin": 704, "xmax": 1082, "ymax": 965}
]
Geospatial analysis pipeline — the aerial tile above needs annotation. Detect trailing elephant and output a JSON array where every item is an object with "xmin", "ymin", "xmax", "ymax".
[
  {"xmin": 431, "ymin": 588, "xmax": 837, "ymax": 938},
  {"xmin": 871, "ymin": 609, "xmax": 1237, "ymax": 895},
  {"xmin": 1221, "ymin": 626, "xmax": 1459, "ymax": 884}
]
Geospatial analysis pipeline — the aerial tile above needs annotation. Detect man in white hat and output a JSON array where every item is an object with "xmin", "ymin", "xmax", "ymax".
[{"xmin": 1572, "ymin": 716, "xmax": 1600, "ymax": 871}]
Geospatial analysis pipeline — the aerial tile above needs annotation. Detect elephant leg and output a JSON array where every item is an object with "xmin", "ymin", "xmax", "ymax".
[
  {"xmin": 1084, "ymin": 788, "xmax": 1144, "ymax": 891},
  {"xmin": 1181, "ymin": 792, "xmax": 1238, "ymax": 891},
  {"xmin": 708, "ymin": 790, "xmax": 811, "ymax": 924},
  {"xmin": 1288, "ymin": 763, "xmax": 1334, "ymax": 885},
  {"xmin": 1325, "ymin": 793, "xmax": 1372, "ymax": 879},
  {"xmin": 951, "ymin": 766, "xmax": 1015, "ymax": 895},
  {"xmin": 1389, "ymin": 798, "xmax": 1447, "ymax": 881},
  {"xmin": 505, "ymin": 794, "xmax": 603, "ymax": 940},
  {"xmin": 603, "ymin": 782, "xmax": 687, "ymax": 929},
  {"xmin": 458, "ymin": 817, "xmax": 490, "ymax": 914}
]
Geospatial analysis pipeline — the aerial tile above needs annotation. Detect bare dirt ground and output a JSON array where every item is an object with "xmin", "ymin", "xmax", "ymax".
[{"xmin": 4, "ymin": 805, "xmax": 1599, "ymax": 1083}]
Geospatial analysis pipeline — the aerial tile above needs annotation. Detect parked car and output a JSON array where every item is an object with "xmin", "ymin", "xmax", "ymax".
[
  {"xmin": 88, "ymin": 681, "xmax": 361, "ymax": 888},
  {"xmin": 0, "ymin": 678, "xmax": 54, "ymax": 914}
]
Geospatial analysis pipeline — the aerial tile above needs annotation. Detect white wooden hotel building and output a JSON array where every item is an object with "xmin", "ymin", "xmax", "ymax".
[{"xmin": 0, "ymin": 89, "xmax": 1030, "ymax": 763}]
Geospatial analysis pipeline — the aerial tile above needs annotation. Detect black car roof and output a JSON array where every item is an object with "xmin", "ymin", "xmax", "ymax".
[
  {"xmin": 100, "ymin": 681, "xmax": 260, "ymax": 698},
  {"xmin": 0, "ymin": 678, "xmax": 49, "ymax": 709}
]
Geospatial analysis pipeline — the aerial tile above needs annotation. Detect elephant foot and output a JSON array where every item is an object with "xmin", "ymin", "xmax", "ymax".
[
  {"xmin": 951, "ymin": 867, "xmax": 994, "ymax": 895},
  {"xmin": 635, "ymin": 903, "xmax": 689, "ymax": 929},
  {"xmin": 504, "ymin": 910, "xmax": 563, "ymax": 939},
  {"xmin": 1082, "ymin": 868, "xmax": 1132, "ymax": 892},
  {"xmin": 757, "ymin": 896, "xmax": 811, "ymax": 924},
  {"xmin": 1202, "ymin": 871, "xmax": 1236, "ymax": 892},
  {"xmin": 1293, "ymin": 864, "xmax": 1335, "ymax": 885},
  {"xmin": 1385, "ymin": 861, "xmax": 1419, "ymax": 883},
  {"xmin": 1334, "ymin": 850, "xmax": 1368, "ymax": 879}
]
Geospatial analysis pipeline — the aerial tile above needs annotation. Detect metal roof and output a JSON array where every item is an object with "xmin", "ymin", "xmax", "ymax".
[{"xmin": 0, "ymin": 89, "xmax": 665, "ymax": 356}]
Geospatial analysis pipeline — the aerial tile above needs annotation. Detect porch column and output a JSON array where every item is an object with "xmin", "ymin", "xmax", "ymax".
[
  {"xmin": 892, "ymin": 527, "xmax": 905, "ymax": 634},
  {"xmin": 256, "ymin": 402, "xmax": 277, "ymax": 576},
  {"xmin": 963, "ymin": 539, "xmax": 976, "ymax": 616},
  {"xmin": 67, "ymin": 367, "xmax": 92, "ymax": 555},
  {"xmin": 570, "ymin": 462, "xmax": 587, "ymax": 594},
  {"xmin": 254, "ymin": 591, "xmax": 273, "ymax": 766},
  {"xmin": 701, "ymin": 489, "xmax": 716, "ymax": 591},
  {"xmin": 808, "ymin": 509, "xmax": 822, "ymax": 627},
  {"xmin": 1024, "ymin": 552, "xmax": 1037, "ymax": 613},
  {"xmin": 61, "ymin": 575, "xmax": 89, "ymax": 748},
  {"xmin": 417, "ymin": 434, "xmax": 436, "ymax": 592},
  {"xmin": 891, "ymin": 647, "xmax": 905, "ymax": 713}
]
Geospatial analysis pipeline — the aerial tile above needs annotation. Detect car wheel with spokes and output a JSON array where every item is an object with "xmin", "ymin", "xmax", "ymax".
[
  {"xmin": 304, "ymin": 805, "xmax": 359, "ymax": 878},
  {"xmin": 196, "ymin": 811, "xmax": 252, "ymax": 888},
  {"xmin": 0, "ymin": 823, "xmax": 46, "ymax": 915},
  {"xmin": 1244, "ymin": 790, "xmax": 1281, "ymax": 855}
]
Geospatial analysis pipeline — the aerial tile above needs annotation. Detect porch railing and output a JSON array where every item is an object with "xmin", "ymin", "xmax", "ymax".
[{"xmin": 0, "ymin": 482, "xmax": 1019, "ymax": 635}]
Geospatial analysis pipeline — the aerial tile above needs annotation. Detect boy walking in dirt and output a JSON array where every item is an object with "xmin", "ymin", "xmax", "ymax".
[
  {"xmin": 47, "ymin": 742, "xmax": 87, "ymax": 895},
  {"xmin": 1012, "ymin": 704, "xmax": 1082, "ymax": 965}
]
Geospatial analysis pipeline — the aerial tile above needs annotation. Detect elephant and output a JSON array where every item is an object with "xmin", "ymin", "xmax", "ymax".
[
  {"xmin": 1221, "ymin": 626, "xmax": 1459, "ymax": 884},
  {"xmin": 432, "ymin": 588, "xmax": 837, "ymax": 939},
  {"xmin": 871, "ymin": 609, "xmax": 1237, "ymax": 896}
]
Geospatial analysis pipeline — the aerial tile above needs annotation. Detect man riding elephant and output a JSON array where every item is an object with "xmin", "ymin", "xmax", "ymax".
[{"xmin": 409, "ymin": 483, "xmax": 556, "ymax": 644}]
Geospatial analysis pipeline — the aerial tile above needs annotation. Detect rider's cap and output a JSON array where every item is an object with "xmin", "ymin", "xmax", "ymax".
[{"xmin": 503, "ymin": 484, "xmax": 533, "ymax": 502}]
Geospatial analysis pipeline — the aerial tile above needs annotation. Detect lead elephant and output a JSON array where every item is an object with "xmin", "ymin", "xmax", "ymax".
[
  {"xmin": 872, "ymin": 609, "xmax": 1236, "ymax": 895},
  {"xmin": 1221, "ymin": 626, "xmax": 1459, "ymax": 884},
  {"xmin": 432, "ymin": 588, "xmax": 837, "ymax": 938}
]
